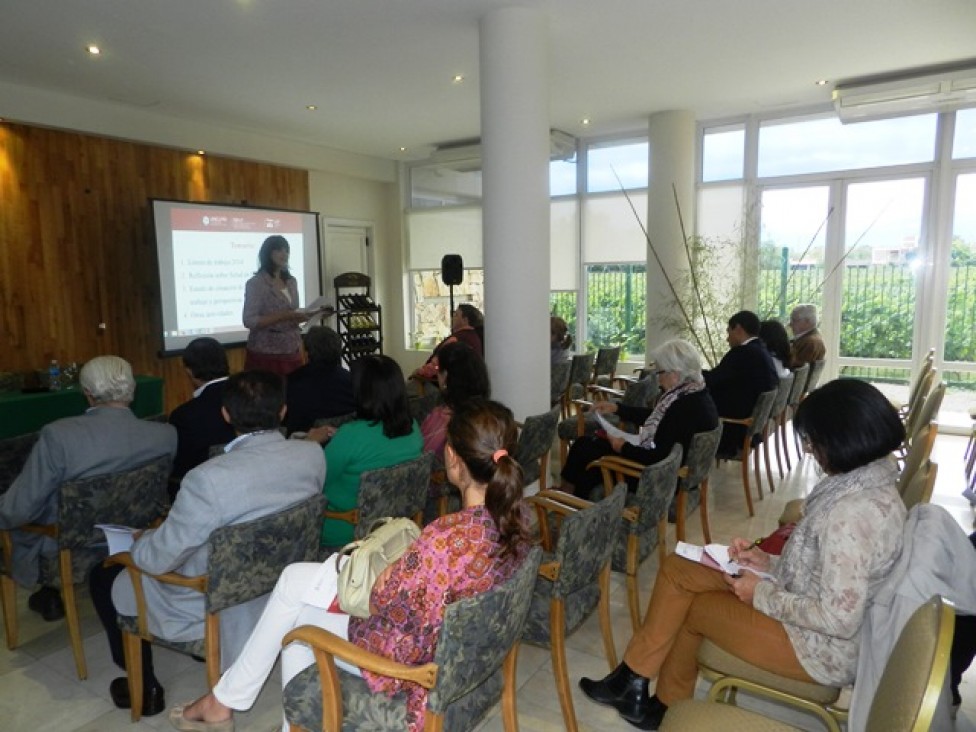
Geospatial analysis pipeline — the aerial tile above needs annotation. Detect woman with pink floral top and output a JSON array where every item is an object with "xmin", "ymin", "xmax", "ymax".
[{"xmin": 169, "ymin": 398, "xmax": 529, "ymax": 732}]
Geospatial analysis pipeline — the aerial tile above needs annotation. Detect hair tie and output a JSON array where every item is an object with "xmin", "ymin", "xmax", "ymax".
[{"xmin": 492, "ymin": 449, "xmax": 508, "ymax": 464}]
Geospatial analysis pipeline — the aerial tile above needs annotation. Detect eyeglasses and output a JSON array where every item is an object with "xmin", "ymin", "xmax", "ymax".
[{"xmin": 654, "ymin": 370, "xmax": 667, "ymax": 376}]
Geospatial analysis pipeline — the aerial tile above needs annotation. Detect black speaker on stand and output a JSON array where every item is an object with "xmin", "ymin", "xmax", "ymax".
[{"xmin": 441, "ymin": 254, "xmax": 463, "ymax": 315}]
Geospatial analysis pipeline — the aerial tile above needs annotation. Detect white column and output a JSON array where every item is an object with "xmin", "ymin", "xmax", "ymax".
[
  {"xmin": 480, "ymin": 8, "xmax": 550, "ymax": 419},
  {"xmin": 646, "ymin": 111, "xmax": 696, "ymax": 351}
]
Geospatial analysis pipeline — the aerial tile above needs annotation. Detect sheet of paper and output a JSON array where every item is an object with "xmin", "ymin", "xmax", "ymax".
[
  {"xmin": 95, "ymin": 524, "xmax": 135, "ymax": 555},
  {"xmin": 300, "ymin": 296, "xmax": 336, "ymax": 331},
  {"xmin": 594, "ymin": 412, "xmax": 642, "ymax": 446},
  {"xmin": 676, "ymin": 541, "xmax": 775, "ymax": 581}
]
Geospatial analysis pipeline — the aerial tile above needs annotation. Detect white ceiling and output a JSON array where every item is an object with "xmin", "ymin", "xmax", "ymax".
[{"xmin": 2, "ymin": 0, "xmax": 976, "ymax": 163}]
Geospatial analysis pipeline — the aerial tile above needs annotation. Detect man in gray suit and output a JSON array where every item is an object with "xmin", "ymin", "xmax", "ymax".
[
  {"xmin": 89, "ymin": 370, "xmax": 326, "ymax": 716},
  {"xmin": 0, "ymin": 355, "xmax": 177, "ymax": 621}
]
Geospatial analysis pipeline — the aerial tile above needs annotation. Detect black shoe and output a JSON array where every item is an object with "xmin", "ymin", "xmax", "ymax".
[
  {"xmin": 619, "ymin": 693, "xmax": 668, "ymax": 730},
  {"xmin": 27, "ymin": 586, "xmax": 65, "ymax": 621},
  {"xmin": 109, "ymin": 677, "xmax": 166, "ymax": 717},
  {"xmin": 579, "ymin": 662, "xmax": 652, "ymax": 719}
]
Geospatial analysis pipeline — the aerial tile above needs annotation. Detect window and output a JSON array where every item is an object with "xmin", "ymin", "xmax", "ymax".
[
  {"xmin": 702, "ymin": 126, "xmax": 745, "ymax": 182},
  {"xmin": 758, "ymin": 113, "xmax": 938, "ymax": 177},
  {"xmin": 587, "ymin": 140, "xmax": 648, "ymax": 192},
  {"xmin": 953, "ymin": 107, "xmax": 976, "ymax": 159}
]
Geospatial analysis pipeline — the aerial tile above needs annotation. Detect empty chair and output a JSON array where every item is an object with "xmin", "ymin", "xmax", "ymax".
[
  {"xmin": 522, "ymin": 485, "xmax": 627, "ymax": 732},
  {"xmin": 113, "ymin": 494, "xmax": 323, "ymax": 720},
  {"xmin": 764, "ymin": 372, "xmax": 795, "ymax": 488},
  {"xmin": 560, "ymin": 353, "xmax": 596, "ymax": 419},
  {"xmin": 550, "ymin": 360, "xmax": 572, "ymax": 409},
  {"xmin": 281, "ymin": 546, "xmax": 543, "ymax": 732},
  {"xmin": 673, "ymin": 423, "xmax": 723, "ymax": 545},
  {"xmin": 904, "ymin": 379, "xmax": 945, "ymax": 454},
  {"xmin": 0, "ymin": 454, "xmax": 171, "ymax": 679},
  {"xmin": 778, "ymin": 363, "xmax": 808, "ymax": 471},
  {"xmin": 588, "ymin": 445, "xmax": 683, "ymax": 631},
  {"xmin": 591, "ymin": 346, "xmax": 621, "ymax": 388},
  {"xmin": 892, "ymin": 347, "xmax": 935, "ymax": 418},
  {"xmin": 514, "ymin": 405, "xmax": 560, "ymax": 491}
]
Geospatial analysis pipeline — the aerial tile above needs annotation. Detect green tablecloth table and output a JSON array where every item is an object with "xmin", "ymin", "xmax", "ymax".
[{"xmin": 0, "ymin": 375, "xmax": 164, "ymax": 439}]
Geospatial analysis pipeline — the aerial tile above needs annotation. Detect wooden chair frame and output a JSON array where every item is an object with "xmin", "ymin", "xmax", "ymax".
[
  {"xmin": 323, "ymin": 453, "xmax": 433, "ymax": 537},
  {"xmin": 719, "ymin": 388, "xmax": 777, "ymax": 518},
  {"xmin": 108, "ymin": 552, "xmax": 218, "ymax": 720},
  {"xmin": 0, "ymin": 455, "xmax": 170, "ymax": 680},
  {"xmin": 528, "ymin": 489, "xmax": 619, "ymax": 732},
  {"xmin": 587, "ymin": 457, "xmax": 668, "ymax": 630}
]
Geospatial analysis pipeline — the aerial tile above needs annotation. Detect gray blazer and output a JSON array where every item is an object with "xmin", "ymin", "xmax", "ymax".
[
  {"xmin": 0, "ymin": 406, "xmax": 177, "ymax": 586},
  {"xmin": 111, "ymin": 430, "xmax": 326, "ymax": 665}
]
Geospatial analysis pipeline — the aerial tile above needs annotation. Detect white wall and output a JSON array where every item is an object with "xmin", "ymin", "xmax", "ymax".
[{"xmin": 307, "ymin": 170, "xmax": 408, "ymax": 367}]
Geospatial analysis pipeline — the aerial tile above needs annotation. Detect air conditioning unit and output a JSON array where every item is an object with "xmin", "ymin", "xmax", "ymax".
[
  {"xmin": 833, "ymin": 64, "xmax": 976, "ymax": 123},
  {"xmin": 428, "ymin": 129, "xmax": 577, "ymax": 168}
]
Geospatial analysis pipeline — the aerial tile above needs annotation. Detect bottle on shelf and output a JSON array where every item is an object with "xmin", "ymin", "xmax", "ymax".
[{"xmin": 48, "ymin": 359, "xmax": 61, "ymax": 391}]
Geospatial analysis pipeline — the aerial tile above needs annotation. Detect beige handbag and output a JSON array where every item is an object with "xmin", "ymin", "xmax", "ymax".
[{"xmin": 335, "ymin": 517, "xmax": 420, "ymax": 617}]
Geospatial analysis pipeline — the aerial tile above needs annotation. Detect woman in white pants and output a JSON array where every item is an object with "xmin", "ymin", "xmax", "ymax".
[{"xmin": 169, "ymin": 398, "xmax": 530, "ymax": 732}]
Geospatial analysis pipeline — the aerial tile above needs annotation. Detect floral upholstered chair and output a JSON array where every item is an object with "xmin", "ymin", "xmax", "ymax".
[
  {"xmin": 550, "ymin": 360, "xmax": 572, "ymax": 409},
  {"xmin": 112, "ymin": 493, "xmax": 323, "ymax": 720},
  {"xmin": 322, "ymin": 453, "xmax": 434, "ymax": 551},
  {"xmin": 672, "ymin": 423, "xmax": 723, "ymax": 545},
  {"xmin": 0, "ymin": 431, "xmax": 40, "ymax": 496},
  {"xmin": 556, "ymin": 374, "xmax": 659, "ymax": 466},
  {"xmin": 560, "ymin": 353, "xmax": 596, "ymax": 419},
  {"xmin": 586, "ymin": 445, "xmax": 683, "ymax": 632},
  {"xmin": 521, "ymin": 485, "xmax": 628, "ymax": 732},
  {"xmin": 514, "ymin": 405, "xmax": 560, "ymax": 491},
  {"xmin": 1, "ymin": 453, "xmax": 171, "ymax": 680},
  {"xmin": 280, "ymin": 545, "xmax": 543, "ymax": 732},
  {"xmin": 591, "ymin": 346, "xmax": 621, "ymax": 388}
]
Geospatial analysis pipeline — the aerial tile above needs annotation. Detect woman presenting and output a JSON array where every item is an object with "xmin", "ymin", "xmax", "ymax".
[{"xmin": 242, "ymin": 235, "xmax": 325, "ymax": 376}]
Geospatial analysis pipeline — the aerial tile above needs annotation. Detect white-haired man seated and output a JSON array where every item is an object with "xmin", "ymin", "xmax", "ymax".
[
  {"xmin": 788, "ymin": 304, "xmax": 826, "ymax": 369},
  {"xmin": 0, "ymin": 355, "xmax": 176, "ymax": 621}
]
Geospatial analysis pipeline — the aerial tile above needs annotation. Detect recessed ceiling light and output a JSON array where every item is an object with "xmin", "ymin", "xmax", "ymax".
[
  {"xmin": 86, "ymin": 44, "xmax": 101, "ymax": 56},
  {"xmin": 452, "ymin": 74, "xmax": 465, "ymax": 84},
  {"xmin": 399, "ymin": 146, "xmax": 407, "ymax": 153},
  {"xmin": 197, "ymin": 150, "xmax": 206, "ymax": 156},
  {"xmin": 580, "ymin": 118, "xmax": 591, "ymax": 126},
  {"xmin": 815, "ymin": 79, "xmax": 828, "ymax": 86},
  {"xmin": 306, "ymin": 105, "xmax": 318, "ymax": 111}
]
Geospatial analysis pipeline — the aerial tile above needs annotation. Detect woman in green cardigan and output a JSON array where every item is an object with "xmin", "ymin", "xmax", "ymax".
[{"xmin": 307, "ymin": 354, "xmax": 422, "ymax": 547}]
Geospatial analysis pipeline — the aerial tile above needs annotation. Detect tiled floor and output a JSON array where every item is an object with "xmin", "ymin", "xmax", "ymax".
[{"xmin": 2, "ymin": 432, "xmax": 975, "ymax": 731}]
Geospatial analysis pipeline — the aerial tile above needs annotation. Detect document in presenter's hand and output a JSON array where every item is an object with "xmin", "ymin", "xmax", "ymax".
[
  {"xmin": 675, "ymin": 541, "xmax": 776, "ymax": 581},
  {"xmin": 95, "ymin": 524, "xmax": 136, "ymax": 555},
  {"xmin": 300, "ymin": 296, "xmax": 336, "ymax": 332}
]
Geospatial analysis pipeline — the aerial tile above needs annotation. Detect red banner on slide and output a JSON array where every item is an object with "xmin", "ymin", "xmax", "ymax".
[{"xmin": 170, "ymin": 207, "xmax": 303, "ymax": 233}]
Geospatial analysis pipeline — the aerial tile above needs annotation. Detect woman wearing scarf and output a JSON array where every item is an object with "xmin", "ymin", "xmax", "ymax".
[{"xmin": 558, "ymin": 339, "xmax": 718, "ymax": 499}]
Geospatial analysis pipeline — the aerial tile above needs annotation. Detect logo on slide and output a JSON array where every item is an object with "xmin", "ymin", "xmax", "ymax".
[{"xmin": 202, "ymin": 216, "xmax": 210, "ymax": 226}]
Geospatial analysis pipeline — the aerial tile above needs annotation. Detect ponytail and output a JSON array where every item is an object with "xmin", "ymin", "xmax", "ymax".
[{"xmin": 447, "ymin": 399, "xmax": 529, "ymax": 557}]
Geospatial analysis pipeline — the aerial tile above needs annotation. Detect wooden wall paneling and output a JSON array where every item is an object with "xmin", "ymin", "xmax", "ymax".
[{"xmin": 0, "ymin": 121, "xmax": 309, "ymax": 414}]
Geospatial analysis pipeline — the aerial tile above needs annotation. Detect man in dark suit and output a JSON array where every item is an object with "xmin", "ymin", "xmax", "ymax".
[
  {"xmin": 704, "ymin": 310, "xmax": 779, "ymax": 456},
  {"xmin": 168, "ymin": 337, "xmax": 236, "ymax": 499},
  {"xmin": 283, "ymin": 325, "xmax": 355, "ymax": 434}
]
